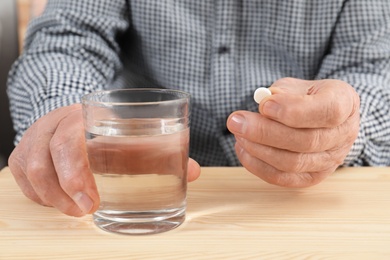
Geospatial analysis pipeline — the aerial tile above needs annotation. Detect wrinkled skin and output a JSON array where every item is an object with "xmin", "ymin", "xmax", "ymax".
[
  {"xmin": 227, "ymin": 78, "xmax": 360, "ymax": 188},
  {"xmin": 8, "ymin": 77, "xmax": 360, "ymax": 216},
  {"xmin": 8, "ymin": 104, "xmax": 201, "ymax": 217}
]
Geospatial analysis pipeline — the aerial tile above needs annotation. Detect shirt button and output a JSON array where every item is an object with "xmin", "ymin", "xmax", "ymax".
[{"xmin": 217, "ymin": 46, "xmax": 230, "ymax": 54}]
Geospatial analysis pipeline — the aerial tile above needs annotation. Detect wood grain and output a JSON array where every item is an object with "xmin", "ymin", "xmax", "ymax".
[{"xmin": 1, "ymin": 167, "xmax": 390, "ymax": 259}]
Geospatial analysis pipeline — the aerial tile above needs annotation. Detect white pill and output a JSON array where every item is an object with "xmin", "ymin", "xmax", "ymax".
[{"xmin": 253, "ymin": 87, "xmax": 272, "ymax": 104}]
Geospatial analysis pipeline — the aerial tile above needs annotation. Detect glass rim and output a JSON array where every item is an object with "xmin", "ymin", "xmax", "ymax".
[{"xmin": 82, "ymin": 88, "xmax": 190, "ymax": 106}]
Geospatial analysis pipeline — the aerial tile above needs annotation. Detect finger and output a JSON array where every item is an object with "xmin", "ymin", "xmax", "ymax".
[
  {"xmin": 227, "ymin": 111, "xmax": 339, "ymax": 152},
  {"xmin": 26, "ymin": 154, "xmax": 84, "ymax": 216},
  {"xmin": 50, "ymin": 107, "xmax": 100, "ymax": 215},
  {"xmin": 10, "ymin": 104, "xmax": 90, "ymax": 216},
  {"xmin": 259, "ymin": 78, "xmax": 359, "ymax": 128},
  {"xmin": 235, "ymin": 136, "xmax": 344, "ymax": 173},
  {"xmin": 235, "ymin": 142, "xmax": 331, "ymax": 188},
  {"xmin": 22, "ymin": 120, "xmax": 84, "ymax": 216},
  {"xmin": 8, "ymin": 145, "xmax": 45, "ymax": 206},
  {"xmin": 8, "ymin": 116, "xmax": 72, "ymax": 209},
  {"xmin": 187, "ymin": 158, "xmax": 200, "ymax": 182}
]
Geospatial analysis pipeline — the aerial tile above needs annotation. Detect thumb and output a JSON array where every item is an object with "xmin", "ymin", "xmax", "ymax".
[{"xmin": 187, "ymin": 158, "xmax": 201, "ymax": 182}]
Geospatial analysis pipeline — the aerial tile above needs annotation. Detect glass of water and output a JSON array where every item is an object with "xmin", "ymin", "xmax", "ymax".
[{"xmin": 82, "ymin": 89, "xmax": 190, "ymax": 235}]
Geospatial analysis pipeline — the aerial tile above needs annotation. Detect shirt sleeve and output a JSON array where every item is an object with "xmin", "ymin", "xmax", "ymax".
[
  {"xmin": 316, "ymin": 1, "xmax": 390, "ymax": 166},
  {"xmin": 7, "ymin": 0, "xmax": 129, "ymax": 143}
]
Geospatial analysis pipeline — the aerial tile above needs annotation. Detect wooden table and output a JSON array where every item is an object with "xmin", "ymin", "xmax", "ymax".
[{"xmin": 1, "ymin": 167, "xmax": 390, "ymax": 259}]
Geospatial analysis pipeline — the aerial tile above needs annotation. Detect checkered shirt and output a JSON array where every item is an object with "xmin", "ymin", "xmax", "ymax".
[{"xmin": 7, "ymin": 0, "xmax": 390, "ymax": 166}]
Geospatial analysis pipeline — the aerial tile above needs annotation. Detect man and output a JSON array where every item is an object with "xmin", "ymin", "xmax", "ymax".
[{"xmin": 7, "ymin": 0, "xmax": 390, "ymax": 217}]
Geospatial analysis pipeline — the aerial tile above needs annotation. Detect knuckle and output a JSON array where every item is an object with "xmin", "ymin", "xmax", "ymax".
[
  {"xmin": 263, "ymin": 173, "xmax": 283, "ymax": 186},
  {"xmin": 333, "ymin": 156, "xmax": 345, "ymax": 167},
  {"xmin": 297, "ymin": 173, "xmax": 320, "ymax": 187},
  {"xmin": 328, "ymin": 149, "xmax": 347, "ymax": 168},
  {"xmin": 305, "ymin": 129, "xmax": 324, "ymax": 152},
  {"xmin": 23, "ymin": 189, "xmax": 47, "ymax": 206},
  {"xmin": 276, "ymin": 104, "xmax": 293, "ymax": 124},
  {"xmin": 272, "ymin": 77, "xmax": 295, "ymax": 87},
  {"xmin": 288, "ymin": 154, "xmax": 307, "ymax": 173},
  {"xmin": 8, "ymin": 143, "xmax": 27, "ymax": 172},
  {"xmin": 318, "ymin": 165, "xmax": 338, "ymax": 178},
  {"xmin": 25, "ymin": 161, "xmax": 46, "ymax": 184},
  {"xmin": 8, "ymin": 151, "xmax": 20, "ymax": 173},
  {"xmin": 39, "ymin": 186, "xmax": 56, "ymax": 202},
  {"xmin": 349, "ymin": 118, "xmax": 360, "ymax": 143},
  {"xmin": 325, "ymin": 101, "xmax": 344, "ymax": 127},
  {"xmin": 61, "ymin": 176, "xmax": 85, "ymax": 191},
  {"xmin": 253, "ymin": 118, "xmax": 266, "ymax": 141},
  {"xmin": 49, "ymin": 133, "xmax": 68, "ymax": 153}
]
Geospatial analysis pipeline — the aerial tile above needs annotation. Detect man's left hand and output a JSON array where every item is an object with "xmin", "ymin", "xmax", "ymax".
[{"xmin": 227, "ymin": 78, "xmax": 360, "ymax": 187}]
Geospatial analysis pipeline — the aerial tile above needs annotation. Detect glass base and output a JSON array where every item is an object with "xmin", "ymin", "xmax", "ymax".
[{"xmin": 93, "ymin": 207, "xmax": 185, "ymax": 235}]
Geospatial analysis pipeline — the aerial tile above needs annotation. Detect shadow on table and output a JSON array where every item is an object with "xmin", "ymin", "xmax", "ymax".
[{"xmin": 186, "ymin": 179, "xmax": 343, "ymax": 223}]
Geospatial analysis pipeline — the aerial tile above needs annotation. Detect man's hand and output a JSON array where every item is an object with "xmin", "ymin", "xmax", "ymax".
[
  {"xmin": 8, "ymin": 104, "xmax": 200, "ymax": 217},
  {"xmin": 8, "ymin": 104, "xmax": 98, "ymax": 217},
  {"xmin": 227, "ymin": 78, "xmax": 360, "ymax": 187}
]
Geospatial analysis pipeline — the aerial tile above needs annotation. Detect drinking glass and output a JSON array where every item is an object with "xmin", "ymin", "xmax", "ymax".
[{"xmin": 82, "ymin": 88, "xmax": 190, "ymax": 235}]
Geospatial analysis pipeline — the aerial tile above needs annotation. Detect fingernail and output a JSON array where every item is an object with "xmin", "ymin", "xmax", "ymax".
[
  {"xmin": 229, "ymin": 114, "xmax": 246, "ymax": 134},
  {"xmin": 262, "ymin": 100, "xmax": 280, "ymax": 118},
  {"xmin": 73, "ymin": 192, "xmax": 94, "ymax": 214}
]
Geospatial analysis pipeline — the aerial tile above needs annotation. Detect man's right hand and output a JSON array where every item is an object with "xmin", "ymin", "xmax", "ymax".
[
  {"xmin": 8, "ymin": 104, "xmax": 201, "ymax": 217},
  {"xmin": 8, "ymin": 104, "xmax": 100, "ymax": 217}
]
